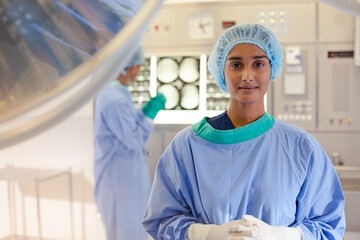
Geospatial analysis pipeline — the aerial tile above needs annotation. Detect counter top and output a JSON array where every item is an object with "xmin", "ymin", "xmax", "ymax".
[
  {"xmin": 334, "ymin": 166, "xmax": 360, "ymax": 192},
  {"xmin": 335, "ymin": 166, "xmax": 360, "ymax": 180},
  {"xmin": 335, "ymin": 166, "xmax": 360, "ymax": 171},
  {"xmin": 340, "ymin": 178, "xmax": 360, "ymax": 192}
]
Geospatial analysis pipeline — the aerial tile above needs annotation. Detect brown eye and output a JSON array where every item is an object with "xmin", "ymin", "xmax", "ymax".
[
  {"xmin": 230, "ymin": 62, "xmax": 242, "ymax": 69},
  {"xmin": 254, "ymin": 62, "xmax": 264, "ymax": 68}
]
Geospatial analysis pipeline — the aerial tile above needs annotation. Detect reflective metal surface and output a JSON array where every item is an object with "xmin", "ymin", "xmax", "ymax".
[
  {"xmin": 320, "ymin": 0, "xmax": 360, "ymax": 17},
  {"xmin": 0, "ymin": 0, "xmax": 164, "ymax": 149}
]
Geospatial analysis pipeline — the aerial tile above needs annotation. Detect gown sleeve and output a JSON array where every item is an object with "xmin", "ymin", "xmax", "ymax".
[
  {"xmin": 101, "ymin": 96, "xmax": 153, "ymax": 150},
  {"xmin": 293, "ymin": 135, "xmax": 346, "ymax": 239},
  {"xmin": 143, "ymin": 132, "xmax": 199, "ymax": 240}
]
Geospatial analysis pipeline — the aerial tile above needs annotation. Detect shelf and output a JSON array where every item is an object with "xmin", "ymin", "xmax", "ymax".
[
  {"xmin": 0, "ymin": 236, "xmax": 68, "ymax": 240},
  {"xmin": 0, "ymin": 168, "xmax": 66, "ymax": 183},
  {"xmin": 335, "ymin": 166, "xmax": 360, "ymax": 179},
  {"xmin": 340, "ymin": 178, "xmax": 360, "ymax": 192}
]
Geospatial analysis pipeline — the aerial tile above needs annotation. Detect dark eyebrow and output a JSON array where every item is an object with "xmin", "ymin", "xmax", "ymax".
[{"xmin": 226, "ymin": 55, "xmax": 269, "ymax": 61}]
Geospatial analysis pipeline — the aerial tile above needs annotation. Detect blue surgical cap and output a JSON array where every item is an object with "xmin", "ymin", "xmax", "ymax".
[
  {"xmin": 120, "ymin": 45, "xmax": 145, "ymax": 75},
  {"xmin": 207, "ymin": 23, "xmax": 283, "ymax": 93},
  {"xmin": 126, "ymin": 45, "xmax": 145, "ymax": 68}
]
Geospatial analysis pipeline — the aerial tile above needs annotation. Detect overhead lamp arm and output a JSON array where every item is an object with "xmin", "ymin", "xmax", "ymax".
[{"xmin": 320, "ymin": 0, "xmax": 360, "ymax": 17}]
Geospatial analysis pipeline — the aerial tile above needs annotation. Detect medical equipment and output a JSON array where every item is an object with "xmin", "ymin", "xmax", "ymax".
[{"xmin": 0, "ymin": 0, "xmax": 164, "ymax": 149}]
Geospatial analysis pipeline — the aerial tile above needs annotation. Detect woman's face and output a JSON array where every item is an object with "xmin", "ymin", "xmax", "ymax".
[{"xmin": 224, "ymin": 43, "xmax": 271, "ymax": 106}]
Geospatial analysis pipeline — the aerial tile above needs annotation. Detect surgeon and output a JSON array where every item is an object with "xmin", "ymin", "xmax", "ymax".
[
  {"xmin": 94, "ymin": 45, "xmax": 166, "ymax": 240},
  {"xmin": 143, "ymin": 23, "xmax": 345, "ymax": 240}
]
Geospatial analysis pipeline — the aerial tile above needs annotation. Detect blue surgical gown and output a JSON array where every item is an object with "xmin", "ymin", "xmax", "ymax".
[
  {"xmin": 94, "ymin": 81, "xmax": 153, "ymax": 240},
  {"xmin": 143, "ymin": 113, "xmax": 345, "ymax": 239}
]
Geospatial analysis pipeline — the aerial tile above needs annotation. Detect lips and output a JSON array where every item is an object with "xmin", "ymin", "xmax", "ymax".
[{"xmin": 238, "ymin": 86, "xmax": 258, "ymax": 89}]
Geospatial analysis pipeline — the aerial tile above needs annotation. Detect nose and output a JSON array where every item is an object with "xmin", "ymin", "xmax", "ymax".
[{"xmin": 242, "ymin": 66, "xmax": 253, "ymax": 82}]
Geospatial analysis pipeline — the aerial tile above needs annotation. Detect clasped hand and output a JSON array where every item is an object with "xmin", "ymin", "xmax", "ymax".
[
  {"xmin": 227, "ymin": 215, "xmax": 286, "ymax": 240},
  {"xmin": 188, "ymin": 215, "xmax": 301, "ymax": 240}
]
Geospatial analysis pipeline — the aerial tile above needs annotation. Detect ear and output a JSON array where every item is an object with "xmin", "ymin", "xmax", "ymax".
[{"xmin": 129, "ymin": 65, "xmax": 138, "ymax": 75}]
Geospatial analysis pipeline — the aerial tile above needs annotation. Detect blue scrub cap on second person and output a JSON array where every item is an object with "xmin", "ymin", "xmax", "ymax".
[
  {"xmin": 126, "ymin": 45, "xmax": 145, "ymax": 68},
  {"xmin": 207, "ymin": 23, "xmax": 283, "ymax": 93},
  {"xmin": 120, "ymin": 45, "xmax": 145, "ymax": 75}
]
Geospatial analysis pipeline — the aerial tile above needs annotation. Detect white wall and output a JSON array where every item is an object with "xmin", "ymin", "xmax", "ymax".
[{"xmin": 0, "ymin": 101, "xmax": 106, "ymax": 240}]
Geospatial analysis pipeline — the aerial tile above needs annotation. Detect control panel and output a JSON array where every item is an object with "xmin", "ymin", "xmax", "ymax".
[
  {"xmin": 318, "ymin": 43, "xmax": 360, "ymax": 131},
  {"xmin": 271, "ymin": 44, "xmax": 317, "ymax": 130}
]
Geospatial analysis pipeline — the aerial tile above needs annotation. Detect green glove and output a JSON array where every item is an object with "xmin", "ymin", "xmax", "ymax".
[{"xmin": 142, "ymin": 93, "xmax": 166, "ymax": 119}]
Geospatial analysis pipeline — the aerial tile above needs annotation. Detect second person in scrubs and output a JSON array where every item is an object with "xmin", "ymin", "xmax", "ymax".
[
  {"xmin": 143, "ymin": 23, "xmax": 345, "ymax": 240},
  {"xmin": 94, "ymin": 46, "xmax": 166, "ymax": 240}
]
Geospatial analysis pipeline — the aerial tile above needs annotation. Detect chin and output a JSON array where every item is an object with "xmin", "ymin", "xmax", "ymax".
[{"xmin": 234, "ymin": 97, "xmax": 263, "ymax": 105}]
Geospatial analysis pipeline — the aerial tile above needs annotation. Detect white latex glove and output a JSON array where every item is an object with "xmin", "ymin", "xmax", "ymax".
[
  {"xmin": 188, "ymin": 219, "xmax": 252, "ymax": 240},
  {"xmin": 227, "ymin": 215, "xmax": 302, "ymax": 240}
]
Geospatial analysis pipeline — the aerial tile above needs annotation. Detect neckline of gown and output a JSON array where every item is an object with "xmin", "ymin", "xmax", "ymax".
[{"xmin": 192, "ymin": 112, "xmax": 275, "ymax": 144}]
